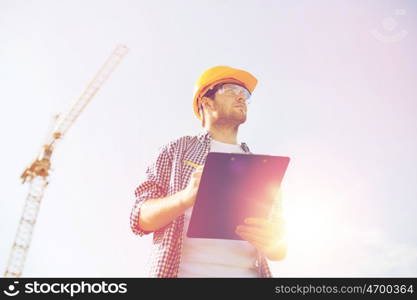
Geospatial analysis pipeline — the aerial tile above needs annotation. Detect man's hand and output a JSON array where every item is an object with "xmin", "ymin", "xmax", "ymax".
[
  {"xmin": 235, "ymin": 217, "xmax": 287, "ymax": 261},
  {"xmin": 181, "ymin": 166, "xmax": 204, "ymax": 209}
]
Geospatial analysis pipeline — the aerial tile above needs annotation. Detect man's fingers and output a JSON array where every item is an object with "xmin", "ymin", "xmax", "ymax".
[
  {"xmin": 244, "ymin": 217, "xmax": 269, "ymax": 227},
  {"xmin": 236, "ymin": 225, "xmax": 278, "ymax": 240},
  {"xmin": 237, "ymin": 220, "xmax": 286, "ymax": 241},
  {"xmin": 236, "ymin": 231, "xmax": 269, "ymax": 247},
  {"xmin": 192, "ymin": 168, "xmax": 203, "ymax": 177},
  {"xmin": 193, "ymin": 171, "xmax": 202, "ymax": 177},
  {"xmin": 193, "ymin": 166, "xmax": 204, "ymax": 174},
  {"xmin": 245, "ymin": 217, "xmax": 285, "ymax": 229}
]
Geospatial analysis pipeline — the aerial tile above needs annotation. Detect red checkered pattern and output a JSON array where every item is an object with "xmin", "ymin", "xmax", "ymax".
[{"xmin": 130, "ymin": 130, "xmax": 277, "ymax": 277}]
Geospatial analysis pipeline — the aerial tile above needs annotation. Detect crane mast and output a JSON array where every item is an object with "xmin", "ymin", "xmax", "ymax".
[{"xmin": 4, "ymin": 45, "xmax": 129, "ymax": 277}]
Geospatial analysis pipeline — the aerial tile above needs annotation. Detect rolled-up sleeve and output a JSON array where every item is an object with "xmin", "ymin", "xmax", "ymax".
[{"xmin": 130, "ymin": 142, "xmax": 174, "ymax": 236}]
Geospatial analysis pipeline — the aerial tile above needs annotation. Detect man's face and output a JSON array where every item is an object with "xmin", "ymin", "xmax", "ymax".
[{"xmin": 204, "ymin": 83, "xmax": 250, "ymax": 125}]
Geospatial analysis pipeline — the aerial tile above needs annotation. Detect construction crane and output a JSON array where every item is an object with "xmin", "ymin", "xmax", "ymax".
[{"xmin": 4, "ymin": 44, "xmax": 129, "ymax": 277}]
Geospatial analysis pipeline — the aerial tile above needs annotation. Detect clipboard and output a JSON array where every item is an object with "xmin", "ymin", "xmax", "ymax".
[{"xmin": 186, "ymin": 152, "xmax": 290, "ymax": 240}]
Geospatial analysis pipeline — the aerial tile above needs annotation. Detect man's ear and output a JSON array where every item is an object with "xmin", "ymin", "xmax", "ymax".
[{"xmin": 200, "ymin": 96, "xmax": 213, "ymax": 111}]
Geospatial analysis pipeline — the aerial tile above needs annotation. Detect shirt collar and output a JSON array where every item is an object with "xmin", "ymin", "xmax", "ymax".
[{"xmin": 196, "ymin": 128, "xmax": 251, "ymax": 153}]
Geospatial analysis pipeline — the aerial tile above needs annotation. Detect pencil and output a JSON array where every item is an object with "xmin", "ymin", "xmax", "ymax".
[{"xmin": 183, "ymin": 160, "xmax": 203, "ymax": 168}]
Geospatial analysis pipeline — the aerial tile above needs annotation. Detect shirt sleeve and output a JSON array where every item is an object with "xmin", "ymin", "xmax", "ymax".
[{"xmin": 130, "ymin": 142, "xmax": 174, "ymax": 236}]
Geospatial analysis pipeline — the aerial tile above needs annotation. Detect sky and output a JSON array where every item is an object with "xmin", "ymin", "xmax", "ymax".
[{"xmin": 1, "ymin": 0, "xmax": 416, "ymax": 277}]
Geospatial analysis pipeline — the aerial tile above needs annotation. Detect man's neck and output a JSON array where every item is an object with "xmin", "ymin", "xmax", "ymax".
[{"xmin": 204, "ymin": 123, "xmax": 239, "ymax": 145}]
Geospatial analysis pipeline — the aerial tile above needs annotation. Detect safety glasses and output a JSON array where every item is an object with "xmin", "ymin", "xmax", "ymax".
[{"xmin": 217, "ymin": 83, "xmax": 251, "ymax": 104}]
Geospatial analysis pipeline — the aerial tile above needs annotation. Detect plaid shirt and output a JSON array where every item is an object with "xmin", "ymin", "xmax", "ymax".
[{"xmin": 130, "ymin": 129, "xmax": 280, "ymax": 277}]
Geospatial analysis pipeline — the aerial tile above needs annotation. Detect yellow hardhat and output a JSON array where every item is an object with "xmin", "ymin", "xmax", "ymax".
[{"xmin": 192, "ymin": 65, "xmax": 258, "ymax": 119}]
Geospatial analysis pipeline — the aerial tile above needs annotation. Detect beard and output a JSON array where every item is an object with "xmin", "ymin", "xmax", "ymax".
[
  {"xmin": 231, "ymin": 106, "xmax": 247, "ymax": 123},
  {"xmin": 214, "ymin": 108, "xmax": 246, "ymax": 126},
  {"xmin": 233, "ymin": 110, "xmax": 247, "ymax": 124}
]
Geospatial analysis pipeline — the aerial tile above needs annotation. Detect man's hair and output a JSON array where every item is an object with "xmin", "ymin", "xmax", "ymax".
[{"xmin": 202, "ymin": 83, "xmax": 224, "ymax": 100}]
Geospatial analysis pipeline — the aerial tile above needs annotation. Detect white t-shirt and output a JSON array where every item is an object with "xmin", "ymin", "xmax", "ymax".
[{"xmin": 177, "ymin": 139, "xmax": 259, "ymax": 277}]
